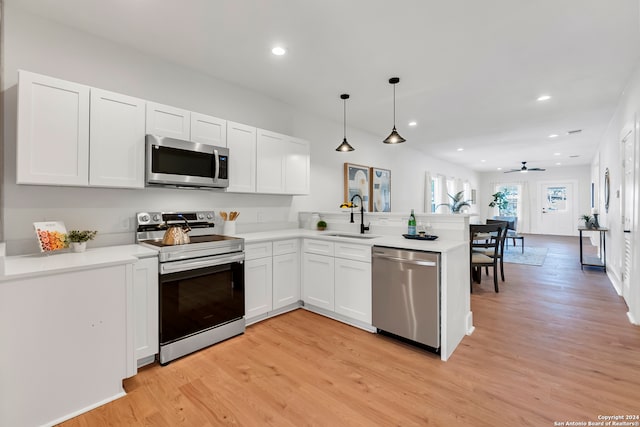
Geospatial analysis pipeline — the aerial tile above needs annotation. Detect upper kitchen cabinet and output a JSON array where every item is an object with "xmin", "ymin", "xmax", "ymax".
[
  {"xmin": 256, "ymin": 129, "xmax": 310, "ymax": 195},
  {"xmin": 191, "ymin": 112, "xmax": 227, "ymax": 146},
  {"xmin": 226, "ymin": 121, "xmax": 256, "ymax": 193},
  {"xmin": 145, "ymin": 102, "xmax": 191, "ymax": 140},
  {"xmin": 17, "ymin": 70, "xmax": 90, "ymax": 186},
  {"xmin": 89, "ymin": 89, "xmax": 146, "ymax": 188}
]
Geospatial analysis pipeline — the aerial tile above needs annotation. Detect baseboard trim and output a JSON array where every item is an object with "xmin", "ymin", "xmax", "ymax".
[{"xmin": 43, "ymin": 391, "xmax": 126, "ymax": 427}]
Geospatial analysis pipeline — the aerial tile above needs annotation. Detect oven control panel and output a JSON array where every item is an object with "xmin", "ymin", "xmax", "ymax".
[{"xmin": 136, "ymin": 211, "xmax": 216, "ymax": 228}]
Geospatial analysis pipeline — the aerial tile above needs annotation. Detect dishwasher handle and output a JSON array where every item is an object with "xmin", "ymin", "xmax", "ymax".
[{"xmin": 373, "ymin": 253, "xmax": 437, "ymax": 267}]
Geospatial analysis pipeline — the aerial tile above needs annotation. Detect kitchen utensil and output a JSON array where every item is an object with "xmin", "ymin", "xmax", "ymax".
[
  {"xmin": 161, "ymin": 218, "xmax": 191, "ymax": 245},
  {"xmin": 220, "ymin": 211, "xmax": 228, "ymax": 221},
  {"xmin": 229, "ymin": 211, "xmax": 239, "ymax": 221}
]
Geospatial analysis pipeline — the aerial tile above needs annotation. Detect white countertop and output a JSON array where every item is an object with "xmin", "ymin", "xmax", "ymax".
[
  {"xmin": 236, "ymin": 229, "xmax": 466, "ymax": 253},
  {"xmin": 1, "ymin": 244, "xmax": 158, "ymax": 282}
]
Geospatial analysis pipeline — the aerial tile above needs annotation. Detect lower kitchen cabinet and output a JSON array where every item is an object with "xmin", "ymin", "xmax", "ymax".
[
  {"xmin": 245, "ymin": 242, "xmax": 274, "ymax": 321},
  {"xmin": 273, "ymin": 240, "xmax": 300, "ymax": 310},
  {"xmin": 302, "ymin": 252, "xmax": 335, "ymax": 311},
  {"xmin": 133, "ymin": 257, "xmax": 159, "ymax": 366},
  {"xmin": 334, "ymin": 258, "xmax": 372, "ymax": 324}
]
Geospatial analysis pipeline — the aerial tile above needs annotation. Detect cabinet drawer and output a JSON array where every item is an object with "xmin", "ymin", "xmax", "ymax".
[
  {"xmin": 334, "ymin": 242, "xmax": 371, "ymax": 263},
  {"xmin": 245, "ymin": 242, "xmax": 273, "ymax": 260},
  {"xmin": 273, "ymin": 239, "xmax": 299, "ymax": 255},
  {"xmin": 303, "ymin": 239, "xmax": 334, "ymax": 256}
]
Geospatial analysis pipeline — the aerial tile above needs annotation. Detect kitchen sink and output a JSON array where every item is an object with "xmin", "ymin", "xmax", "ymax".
[{"xmin": 324, "ymin": 232, "xmax": 379, "ymax": 239}]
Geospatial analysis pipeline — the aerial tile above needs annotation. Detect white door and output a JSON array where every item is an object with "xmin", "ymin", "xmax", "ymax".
[
  {"xmin": 256, "ymin": 129, "xmax": 286, "ymax": 194},
  {"xmin": 334, "ymin": 258, "xmax": 371, "ymax": 324},
  {"xmin": 190, "ymin": 112, "xmax": 226, "ymax": 146},
  {"xmin": 622, "ymin": 126, "xmax": 636, "ymax": 303},
  {"xmin": 145, "ymin": 102, "xmax": 190, "ymax": 140},
  {"xmin": 17, "ymin": 70, "xmax": 90, "ymax": 186},
  {"xmin": 302, "ymin": 252, "xmax": 334, "ymax": 311},
  {"xmin": 284, "ymin": 137, "xmax": 310, "ymax": 195},
  {"xmin": 89, "ymin": 88, "xmax": 146, "ymax": 188},
  {"xmin": 273, "ymin": 252, "xmax": 300, "ymax": 310},
  {"xmin": 538, "ymin": 181, "xmax": 577, "ymax": 236},
  {"xmin": 245, "ymin": 257, "xmax": 273, "ymax": 320},
  {"xmin": 226, "ymin": 121, "xmax": 257, "ymax": 193}
]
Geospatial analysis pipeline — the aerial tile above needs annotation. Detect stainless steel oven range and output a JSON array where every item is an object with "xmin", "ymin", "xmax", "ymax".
[{"xmin": 136, "ymin": 211, "xmax": 245, "ymax": 365}]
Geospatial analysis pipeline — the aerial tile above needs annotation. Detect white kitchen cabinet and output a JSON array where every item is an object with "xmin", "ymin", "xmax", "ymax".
[
  {"xmin": 89, "ymin": 88, "xmax": 146, "ymax": 188},
  {"xmin": 334, "ymin": 258, "xmax": 372, "ymax": 324},
  {"xmin": 146, "ymin": 101, "xmax": 191, "ymax": 140},
  {"xmin": 273, "ymin": 239, "xmax": 300, "ymax": 310},
  {"xmin": 284, "ymin": 137, "xmax": 310, "ymax": 195},
  {"xmin": 191, "ymin": 112, "xmax": 227, "ymax": 146},
  {"xmin": 302, "ymin": 252, "xmax": 335, "ymax": 311},
  {"xmin": 133, "ymin": 257, "xmax": 159, "ymax": 366},
  {"xmin": 226, "ymin": 121, "xmax": 257, "ymax": 193},
  {"xmin": 245, "ymin": 242, "xmax": 273, "ymax": 321},
  {"xmin": 256, "ymin": 129, "xmax": 310, "ymax": 195},
  {"xmin": 256, "ymin": 129, "xmax": 286, "ymax": 193},
  {"xmin": 17, "ymin": 70, "xmax": 90, "ymax": 186}
]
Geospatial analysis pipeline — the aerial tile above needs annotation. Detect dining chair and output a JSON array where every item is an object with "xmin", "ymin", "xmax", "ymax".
[
  {"xmin": 485, "ymin": 220, "xmax": 509, "ymax": 282},
  {"xmin": 470, "ymin": 223, "xmax": 504, "ymax": 293}
]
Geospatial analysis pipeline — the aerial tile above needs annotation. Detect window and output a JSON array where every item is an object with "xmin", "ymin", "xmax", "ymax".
[{"xmin": 494, "ymin": 184, "xmax": 519, "ymax": 217}]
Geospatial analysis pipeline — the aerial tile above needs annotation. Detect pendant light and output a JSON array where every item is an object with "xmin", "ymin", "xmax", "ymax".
[
  {"xmin": 335, "ymin": 93, "xmax": 355, "ymax": 152},
  {"xmin": 383, "ymin": 77, "xmax": 406, "ymax": 144}
]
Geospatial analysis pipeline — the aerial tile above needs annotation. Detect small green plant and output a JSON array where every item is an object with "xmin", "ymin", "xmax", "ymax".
[
  {"xmin": 579, "ymin": 214, "xmax": 592, "ymax": 223},
  {"xmin": 67, "ymin": 230, "xmax": 98, "ymax": 243},
  {"xmin": 437, "ymin": 191, "xmax": 471, "ymax": 213},
  {"xmin": 489, "ymin": 191, "xmax": 509, "ymax": 213},
  {"xmin": 316, "ymin": 220, "xmax": 327, "ymax": 230}
]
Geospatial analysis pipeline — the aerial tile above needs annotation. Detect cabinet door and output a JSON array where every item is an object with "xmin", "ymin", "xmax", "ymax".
[
  {"xmin": 146, "ymin": 102, "xmax": 190, "ymax": 140},
  {"xmin": 302, "ymin": 252, "xmax": 334, "ymax": 311},
  {"xmin": 17, "ymin": 70, "xmax": 90, "ymax": 186},
  {"xmin": 90, "ymin": 89, "xmax": 146, "ymax": 188},
  {"xmin": 191, "ymin": 112, "xmax": 226, "ymax": 146},
  {"xmin": 273, "ymin": 252, "xmax": 300, "ymax": 310},
  {"xmin": 245, "ymin": 257, "xmax": 273, "ymax": 320},
  {"xmin": 256, "ymin": 129, "xmax": 286, "ymax": 193},
  {"xmin": 334, "ymin": 258, "xmax": 372, "ymax": 324},
  {"xmin": 226, "ymin": 121, "xmax": 257, "ymax": 193},
  {"xmin": 134, "ymin": 257, "xmax": 159, "ymax": 363},
  {"xmin": 284, "ymin": 137, "xmax": 310, "ymax": 195}
]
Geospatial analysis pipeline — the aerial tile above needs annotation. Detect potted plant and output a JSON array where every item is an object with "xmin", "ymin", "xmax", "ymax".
[
  {"xmin": 489, "ymin": 191, "xmax": 510, "ymax": 214},
  {"xmin": 437, "ymin": 191, "xmax": 471, "ymax": 213},
  {"xmin": 579, "ymin": 214, "xmax": 595, "ymax": 229},
  {"xmin": 316, "ymin": 220, "xmax": 327, "ymax": 231},
  {"xmin": 67, "ymin": 230, "xmax": 98, "ymax": 252}
]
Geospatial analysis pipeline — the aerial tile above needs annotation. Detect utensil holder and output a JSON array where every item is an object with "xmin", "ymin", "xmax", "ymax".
[{"xmin": 223, "ymin": 221, "xmax": 236, "ymax": 236}]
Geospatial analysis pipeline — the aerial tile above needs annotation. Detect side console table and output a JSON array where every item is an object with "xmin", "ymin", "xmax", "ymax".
[{"xmin": 578, "ymin": 227, "xmax": 608, "ymax": 271}]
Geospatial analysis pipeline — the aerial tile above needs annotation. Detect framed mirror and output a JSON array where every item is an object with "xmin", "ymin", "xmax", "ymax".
[{"xmin": 604, "ymin": 168, "xmax": 610, "ymax": 213}]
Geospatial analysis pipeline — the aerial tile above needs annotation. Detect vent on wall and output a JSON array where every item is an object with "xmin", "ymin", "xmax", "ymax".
[{"xmin": 567, "ymin": 129, "xmax": 583, "ymax": 134}]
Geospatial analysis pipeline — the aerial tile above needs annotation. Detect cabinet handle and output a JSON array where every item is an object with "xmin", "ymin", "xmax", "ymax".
[{"xmin": 373, "ymin": 254, "xmax": 436, "ymax": 267}]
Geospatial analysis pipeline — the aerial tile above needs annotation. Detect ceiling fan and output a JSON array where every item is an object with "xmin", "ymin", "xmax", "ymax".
[{"xmin": 504, "ymin": 161, "xmax": 546, "ymax": 173}]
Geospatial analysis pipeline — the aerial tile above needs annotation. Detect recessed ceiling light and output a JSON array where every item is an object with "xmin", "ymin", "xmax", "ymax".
[
  {"xmin": 456, "ymin": 148, "xmax": 464, "ymax": 152},
  {"xmin": 537, "ymin": 95, "xmax": 551, "ymax": 101},
  {"xmin": 497, "ymin": 167, "xmax": 502, "ymax": 171},
  {"xmin": 549, "ymin": 134, "xmax": 559, "ymax": 138},
  {"xmin": 408, "ymin": 121, "xmax": 417, "ymax": 127},
  {"xmin": 554, "ymin": 152, "xmax": 561, "ymax": 156},
  {"xmin": 481, "ymin": 159, "xmax": 486, "ymax": 163},
  {"xmin": 271, "ymin": 46, "xmax": 286, "ymax": 56},
  {"xmin": 555, "ymin": 162, "xmax": 562, "ymax": 166}
]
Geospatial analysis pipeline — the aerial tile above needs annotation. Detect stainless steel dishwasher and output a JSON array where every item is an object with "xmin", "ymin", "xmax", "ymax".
[{"xmin": 372, "ymin": 246, "xmax": 440, "ymax": 349}]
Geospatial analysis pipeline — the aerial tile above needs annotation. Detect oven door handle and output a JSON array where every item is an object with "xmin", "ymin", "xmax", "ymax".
[{"xmin": 160, "ymin": 253, "xmax": 244, "ymax": 274}]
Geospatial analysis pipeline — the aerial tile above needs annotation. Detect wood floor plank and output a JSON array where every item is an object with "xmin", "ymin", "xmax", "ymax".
[{"xmin": 58, "ymin": 234, "xmax": 640, "ymax": 426}]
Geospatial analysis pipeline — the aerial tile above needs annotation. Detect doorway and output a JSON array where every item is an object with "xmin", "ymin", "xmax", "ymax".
[{"xmin": 538, "ymin": 181, "xmax": 578, "ymax": 236}]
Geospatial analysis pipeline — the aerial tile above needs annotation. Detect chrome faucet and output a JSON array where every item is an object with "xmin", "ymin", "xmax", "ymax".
[{"xmin": 350, "ymin": 194, "xmax": 370, "ymax": 234}]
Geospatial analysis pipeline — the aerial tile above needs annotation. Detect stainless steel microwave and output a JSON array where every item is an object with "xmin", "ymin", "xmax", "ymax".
[{"xmin": 145, "ymin": 134, "xmax": 229, "ymax": 189}]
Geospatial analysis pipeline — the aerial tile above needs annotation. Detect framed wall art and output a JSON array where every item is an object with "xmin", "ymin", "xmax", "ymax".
[
  {"xmin": 370, "ymin": 167, "xmax": 391, "ymax": 212},
  {"xmin": 344, "ymin": 163, "xmax": 370, "ymax": 210}
]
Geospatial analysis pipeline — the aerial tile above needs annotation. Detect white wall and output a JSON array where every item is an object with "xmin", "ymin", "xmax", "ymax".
[
  {"xmin": 591, "ymin": 62, "xmax": 640, "ymax": 325},
  {"xmin": 1, "ymin": 6, "xmax": 478, "ymax": 254},
  {"xmin": 478, "ymin": 165, "xmax": 591, "ymax": 234}
]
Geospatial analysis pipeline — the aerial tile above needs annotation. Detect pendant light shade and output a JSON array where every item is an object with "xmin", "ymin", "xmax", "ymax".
[
  {"xmin": 336, "ymin": 94, "xmax": 355, "ymax": 152},
  {"xmin": 383, "ymin": 77, "xmax": 406, "ymax": 144}
]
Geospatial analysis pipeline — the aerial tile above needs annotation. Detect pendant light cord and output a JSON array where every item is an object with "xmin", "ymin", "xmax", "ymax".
[
  {"xmin": 344, "ymin": 98, "xmax": 347, "ymax": 139},
  {"xmin": 393, "ymin": 83, "xmax": 396, "ymax": 128}
]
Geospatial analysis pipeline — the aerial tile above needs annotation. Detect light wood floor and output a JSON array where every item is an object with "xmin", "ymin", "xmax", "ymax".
[{"xmin": 60, "ymin": 235, "xmax": 640, "ymax": 426}]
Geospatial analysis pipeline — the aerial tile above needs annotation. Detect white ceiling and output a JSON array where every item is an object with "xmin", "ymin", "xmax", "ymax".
[{"xmin": 8, "ymin": 0, "xmax": 640, "ymax": 172}]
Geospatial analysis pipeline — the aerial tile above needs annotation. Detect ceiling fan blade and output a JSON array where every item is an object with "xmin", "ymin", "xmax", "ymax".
[
  {"xmin": 529, "ymin": 168, "xmax": 546, "ymax": 171},
  {"xmin": 503, "ymin": 169, "xmax": 520, "ymax": 173}
]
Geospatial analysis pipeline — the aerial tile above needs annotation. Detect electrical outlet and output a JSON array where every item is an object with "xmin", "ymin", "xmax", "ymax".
[
  {"xmin": 257, "ymin": 211, "xmax": 264, "ymax": 223},
  {"xmin": 121, "ymin": 218, "xmax": 130, "ymax": 230}
]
